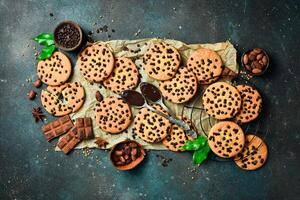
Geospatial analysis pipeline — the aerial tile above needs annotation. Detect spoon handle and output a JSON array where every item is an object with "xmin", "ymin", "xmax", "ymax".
[{"xmin": 145, "ymin": 105, "xmax": 198, "ymax": 139}]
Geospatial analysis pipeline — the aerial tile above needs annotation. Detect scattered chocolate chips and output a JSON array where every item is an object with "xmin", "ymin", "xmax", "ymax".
[
  {"xmin": 96, "ymin": 25, "xmax": 108, "ymax": 33},
  {"xmin": 27, "ymin": 90, "xmax": 37, "ymax": 100},
  {"xmin": 242, "ymin": 48, "xmax": 269, "ymax": 75},
  {"xmin": 33, "ymin": 79, "xmax": 42, "ymax": 88},
  {"xmin": 95, "ymin": 91, "xmax": 103, "ymax": 102},
  {"xmin": 32, "ymin": 107, "xmax": 45, "ymax": 122},
  {"xmin": 156, "ymin": 154, "xmax": 173, "ymax": 167},
  {"xmin": 49, "ymin": 13, "xmax": 54, "ymax": 17}
]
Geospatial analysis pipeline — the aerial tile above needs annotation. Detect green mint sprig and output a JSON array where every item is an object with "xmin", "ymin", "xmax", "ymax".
[
  {"xmin": 181, "ymin": 135, "xmax": 210, "ymax": 165},
  {"xmin": 32, "ymin": 33, "xmax": 56, "ymax": 61}
]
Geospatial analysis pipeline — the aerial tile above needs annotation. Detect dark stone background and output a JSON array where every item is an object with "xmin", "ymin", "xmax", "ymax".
[{"xmin": 0, "ymin": 0, "xmax": 299, "ymax": 199}]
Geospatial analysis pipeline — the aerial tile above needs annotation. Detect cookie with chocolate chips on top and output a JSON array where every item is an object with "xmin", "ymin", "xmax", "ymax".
[
  {"xmin": 159, "ymin": 66, "xmax": 198, "ymax": 104},
  {"xmin": 62, "ymin": 82, "xmax": 85, "ymax": 113},
  {"xmin": 95, "ymin": 96, "xmax": 132, "ymax": 134},
  {"xmin": 187, "ymin": 48, "xmax": 223, "ymax": 84},
  {"xmin": 143, "ymin": 42, "xmax": 181, "ymax": 81},
  {"xmin": 41, "ymin": 90, "xmax": 72, "ymax": 116},
  {"xmin": 234, "ymin": 134, "xmax": 268, "ymax": 170},
  {"xmin": 103, "ymin": 57, "xmax": 139, "ymax": 94},
  {"xmin": 162, "ymin": 116, "xmax": 194, "ymax": 152},
  {"xmin": 78, "ymin": 43, "xmax": 114, "ymax": 83},
  {"xmin": 208, "ymin": 121, "xmax": 245, "ymax": 158},
  {"xmin": 41, "ymin": 82, "xmax": 85, "ymax": 116},
  {"xmin": 37, "ymin": 52, "xmax": 72, "ymax": 86},
  {"xmin": 234, "ymin": 85, "xmax": 263, "ymax": 123},
  {"xmin": 202, "ymin": 82, "xmax": 242, "ymax": 120},
  {"xmin": 134, "ymin": 104, "xmax": 171, "ymax": 143}
]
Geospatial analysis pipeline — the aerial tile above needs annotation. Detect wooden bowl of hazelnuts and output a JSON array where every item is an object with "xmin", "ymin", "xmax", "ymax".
[{"xmin": 110, "ymin": 140, "xmax": 146, "ymax": 170}]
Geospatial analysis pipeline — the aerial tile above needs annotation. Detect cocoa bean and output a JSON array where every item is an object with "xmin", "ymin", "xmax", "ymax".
[
  {"xmin": 95, "ymin": 91, "xmax": 103, "ymax": 102},
  {"xmin": 243, "ymin": 54, "xmax": 249, "ymax": 64},
  {"xmin": 115, "ymin": 150, "xmax": 123, "ymax": 156},
  {"xmin": 249, "ymin": 54, "xmax": 256, "ymax": 61},
  {"xmin": 120, "ymin": 156, "xmax": 125, "ymax": 163},
  {"xmin": 253, "ymin": 48, "xmax": 262, "ymax": 54},
  {"xmin": 27, "ymin": 90, "xmax": 37, "ymax": 100},
  {"xmin": 33, "ymin": 79, "xmax": 42, "ymax": 88},
  {"xmin": 131, "ymin": 148, "xmax": 137, "ymax": 156},
  {"xmin": 252, "ymin": 68, "xmax": 262, "ymax": 74},
  {"xmin": 245, "ymin": 64, "xmax": 252, "ymax": 71},
  {"xmin": 256, "ymin": 53, "xmax": 263, "ymax": 60},
  {"xmin": 262, "ymin": 56, "xmax": 268, "ymax": 65}
]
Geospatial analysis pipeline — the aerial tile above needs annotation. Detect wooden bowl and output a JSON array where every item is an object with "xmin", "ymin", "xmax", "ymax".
[
  {"xmin": 53, "ymin": 20, "xmax": 83, "ymax": 51},
  {"xmin": 110, "ymin": 140, "xmax": 146, "ymax": 171}
]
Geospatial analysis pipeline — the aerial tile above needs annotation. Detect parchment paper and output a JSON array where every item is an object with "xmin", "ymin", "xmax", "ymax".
[{"xmin": 56, "ymin": 38, "xmax": 238, "ymax": 150}]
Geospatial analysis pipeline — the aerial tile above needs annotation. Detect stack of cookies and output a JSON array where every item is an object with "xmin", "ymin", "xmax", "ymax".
[{"xmin": 201, "ymin": 79, "xmax": 266, "ymax": 170}]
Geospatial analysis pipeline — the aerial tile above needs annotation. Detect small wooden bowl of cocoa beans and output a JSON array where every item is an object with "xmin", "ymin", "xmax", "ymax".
[
  {"xmin": 241, "ymin": 48, "xmax": 269, "ymax": 76},
  {"xmin": 110, "ymin": 140, "xmax": 146, "ymax": 170}
]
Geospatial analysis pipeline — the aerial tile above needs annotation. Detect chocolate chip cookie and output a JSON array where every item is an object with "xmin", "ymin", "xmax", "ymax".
[
  {"xmin": 78, "ymin": 43, "xmax": 114, "ymax": 83},
  {"xmin": 159, "ymin": 66, "xmax": 198, "ymax": 104},
  {"xmin": 208, "ymin": 121, "xmax": 245, "ymax": 158},
  {"xmin": 203, "ymin": 82, "xmax": 242, "ymax": 120},
  {"xmin": 143, "ymin": 42, "xmax": 181, "ymax": 81},
  {"xmin": 95, "ymin": 96, "xmax": 132, "ymax": 134},
  {"xmin": 187, "ymin": 48, "xmax": 223, "ymax": 84}
]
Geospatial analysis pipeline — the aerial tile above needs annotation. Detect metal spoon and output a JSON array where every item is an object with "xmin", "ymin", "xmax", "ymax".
[
  {"xmin": 121, "ymin": 90, "xmax": 190, "ymax": 130},
  {"xmin": 140, "ymin": 82, "xmax": 171, "ymax": 113},
  {"xmin": 122, "ymin": 89, "xmax": 198, "ymax": 139}
]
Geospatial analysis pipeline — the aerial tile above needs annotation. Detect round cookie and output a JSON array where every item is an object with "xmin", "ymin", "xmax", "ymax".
[
  {"xmin": 103, "ymin": 57, "xmax": 139, "ymax": 93},
  {"xmin": 47, "ymin": 83, "xmax": 69, "ymax": 96},
  {"xmin": 159, "ymin": 66, "xmax": 198, "ymax": 104},
  {"xmin": 143, "ymin": 42, "xmax": 181, "ymax": 81},
  {"xmin": 234, "ymin": 134, "xmax": 268, "ymax": 170},
  {"xmin": 202, "ymin": 82, "xmax": 242, "ymax": 120},
  {"xmin": 78, "ymin": 43, "xmax": 114, "ymax": 83},
  {"xmin": 162, "ymin": 116, "xmax": 194, "ymax": 151},
  {"xmin": 187, "ymin": 48, "xmax": 223, "ymax": 84},
  {"xmin": 37, "ymin": 52, "xmax": 72, "ymax": 86},
  {"xmin": 41, "ymin": 82, "xmax": 85, "ymax": 116},
  {"xmin": 62, "ymin": 82, "xmax": 85, "ymax": 112},
  {"xmin": 95, "ymin": 96, "xmax": 132, "ymax": 134},
  {"xmin": 208, "ymin": 121, "xmax": 245, "ymax": 158},
  {"xmin": 134, "ymin": 104, "xmax": 171, "ymax": 143},
  {"xmin": 234, "ymin": 85, "xmax": 262, "ymax": 123},
  {"xmin": 41, "ymin": 90, "xmax": 72, "ymax": 116}
]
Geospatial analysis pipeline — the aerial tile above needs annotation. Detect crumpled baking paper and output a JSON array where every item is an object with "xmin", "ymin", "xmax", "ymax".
[{"xmin": 55, "ymin": 38, "xmax": 238, "ymax": 150}]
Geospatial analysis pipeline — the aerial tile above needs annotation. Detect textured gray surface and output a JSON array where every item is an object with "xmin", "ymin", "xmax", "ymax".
[{"xmin": 0, "ymin": 0, "xmax": 299, "ymax": 200}]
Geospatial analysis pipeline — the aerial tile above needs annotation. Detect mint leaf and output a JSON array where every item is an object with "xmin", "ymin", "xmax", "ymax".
[
  {"xmin": 38, "ymin": 45, "xmax": 56, "ymax": 61},
  {"xmin": 181, "ymin": 135, "xmax": 207, "ymax": 151},
  {"xmin": 192, "ymin": 143, "xmax": 210, "ymax": 165},
  {"xmin": 33, "ymin": 33, "xmax": 54, "ymax": 46},
  {"xmin": 181, "ymin": 140, "xmax": 200, "ymax": 151},
  {"xmin": 194, "ymin": 136, "xmax": 207, "ymax": 147}
]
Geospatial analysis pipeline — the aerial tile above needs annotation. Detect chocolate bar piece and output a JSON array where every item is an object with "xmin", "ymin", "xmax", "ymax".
[
  {"xmin": 42, "ymin": 115, "xmax": 74, "ymax": 141},
  {"xmin": 76, "ymin": 117, "xmax": 94, "ymax": 139},
  {"xmin": 57, "ymin": 127, "xmax": 82, "ymax": 154}
]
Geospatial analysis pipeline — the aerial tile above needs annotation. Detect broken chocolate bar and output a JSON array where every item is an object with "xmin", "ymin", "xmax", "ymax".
[
  {"xmin": 56, "ymin": 127, "xmax": 82, "ymax": 154},
  {"xmin": 75, "ymin": 117, "xmax": 94, "ymax": 139},
  {"xmin": 42, "ymin": 115, "xmax": 74, "ymax": 141}
]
